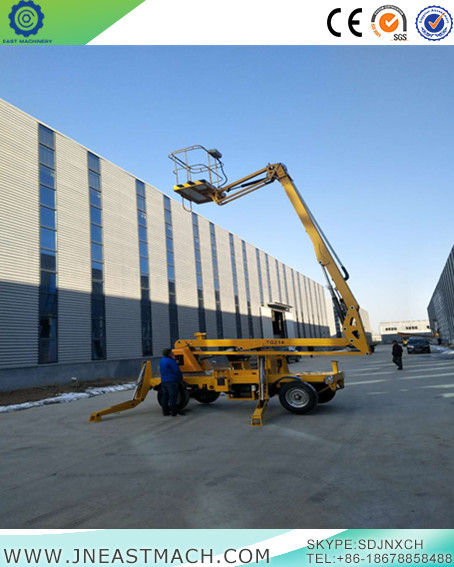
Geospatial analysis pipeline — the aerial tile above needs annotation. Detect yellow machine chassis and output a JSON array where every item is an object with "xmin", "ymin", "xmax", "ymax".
[{"xmin": 89, "ymin": 354, "xmax": 344, "ymax": 427}]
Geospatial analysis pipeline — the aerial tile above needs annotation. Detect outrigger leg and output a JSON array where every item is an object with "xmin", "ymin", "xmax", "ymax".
[
  {"xmin": 250, "ymin": 399, "xmax": 269, "ymax": 426},
  {"xmin": 89, "ymin": 361, "xmax": 154, "ymax": 422},
  {"xmin": 250, "ymin": 356, "xmax": 268, "ymax": 427}
]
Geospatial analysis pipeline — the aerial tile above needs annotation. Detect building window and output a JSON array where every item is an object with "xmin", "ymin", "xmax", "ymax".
[
  {"xmin": 275, "ymin": 259, "xmax": 283, "ymax": 303},
  {"xmin": 38, "ymin": 124, "xmax": 58, "ymax": 363},
  {"xmin": 137, "ymin": 180, "xmax": 152, "ymax": 355},
  {"xmin": 242, "ymin": 241, "xmax": 254, "ymax": 338},
  {"xmin": 229, "ymin": 233, "xmax": 242, "ymax": 338},
  {"xmin": 265, "ymin": 253, "xmax": 272, "ymax": 302},
  {"xmin": 164, "ymin": 197, "xmax": 179, "ymax": 346},
  {"xmin": 88, "ymin": 152, "xmax": 106, "ymax": 360},
  {"xmin": 192, "ymin": 213, "xmax": 206, "ymax": 334},
  {"xmin": 210, "ymin": 223, "xmax": 223, "ymax": 339}
]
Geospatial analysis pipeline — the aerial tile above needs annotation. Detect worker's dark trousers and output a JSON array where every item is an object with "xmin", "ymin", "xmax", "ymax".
[
  {"xmin": 161, "ymin": 381, "xmax": 180, "ymax": 415},
  {"xmin": 392, "ymin": 355, "xmax": 403, "ymax": 370}
]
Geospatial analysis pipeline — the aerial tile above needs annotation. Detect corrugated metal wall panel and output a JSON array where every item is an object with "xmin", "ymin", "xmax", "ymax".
[
  {"xmin": 0, "ymin": 99, "xmax": 39, "ymax": 368},
  {"xmin": 232, "ymin": 235, "xmax": 248, "ymax": 338},
  {"xmin": 295, "ymin": 269, "xmax": 304, "ymax": 337},
  {"xmin": 198, "ymin": 216, "xmax": 217, "ymax": 339},
  {"xmin": 309, "ymin": 278, "xmax": 321, "ymax": 337},
  {"xmin": 172, "ymin": 201, "xmax": 199, "ymax": 339},
  {"xmin": 146, "ymin": 188, "xmax": 170, "ymax": 353},
  {"xmin": 283, "ymin": 265, "xmax": 292, "ymax": 307},
  {"xmin": 55, "ymin": 134, "xmax": 91, "ymax": 362},
  {"xmin": 300, "ymin": 274, "xmax": 307, "ymax": 335},
  {"xmin": 316, "ymin": 282, "xmax": 329, "ymax": 336},
  {"xmin": 301, "ymin": 275, "xmax": 312, "ymax": 336},
  {"xmin": 428, "ymin": 249, "xmax": 454, "ymax": 343},
  {"xmin": 216, "ymin": 226, "xmax": 236, "ymax": 338},
  {"xmin": 102, "ymin": 161, "xmax": 142, "ymax": 359},
  {"xmin": 246, "ymin": 243, "xmax": 261, "ymax": 338},
  {"xmin": 269, "ymin": 255, "xmax": 279, "ymax": 304},
  {"xmin": 0, "ymin": 98, "xmax": 343, "ymax": 379},
  {"xmin": 286, "ymin": 266, "xmax": 298, "ymax": 337},
  {"xmin": 325, "ymin": 294, "xmax": 337, "ymax": 337},
  {"xmin": 305, "ymin": 277, "xmax": 315, "ymax": 335}
]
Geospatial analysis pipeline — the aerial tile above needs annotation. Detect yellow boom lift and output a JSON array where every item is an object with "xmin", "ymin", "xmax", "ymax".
[{"xmin": 90, "ymin": 146, "xmax": 372, "ymax": 426}]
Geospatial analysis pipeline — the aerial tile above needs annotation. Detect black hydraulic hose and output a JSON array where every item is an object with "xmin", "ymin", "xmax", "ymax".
[
  {"xmin": 311, "ymin": 212, "xmax": 349, "ymax": 281},
  {"xmin": 322, "ymin": 266, "xmax": 347, "ymax": 321}
]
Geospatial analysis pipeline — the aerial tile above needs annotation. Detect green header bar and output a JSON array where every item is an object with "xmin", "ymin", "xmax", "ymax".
[{"xmin": 0, "ymin": 0, "xmax": 145, "ymax": 45}]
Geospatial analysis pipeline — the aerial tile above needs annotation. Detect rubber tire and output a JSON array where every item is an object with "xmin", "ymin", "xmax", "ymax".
[
  {"xmin": 157, "ymin": 383, "xmax": 190, "ymax": 410},
  {"xmin": 192, "ymin": 389, "xmax": 220, "ymax": 404},
  {"xmin": 278, "ymin": 381, "xmax": 318, "ymax": 414},
  {"xmin": 315, "ymin": 387, "xmax": 336, "ymax": 404}
]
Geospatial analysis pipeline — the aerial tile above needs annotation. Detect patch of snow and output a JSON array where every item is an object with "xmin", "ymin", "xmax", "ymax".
[
  {"xmin": 0, "ymin": 383, "xmax": 135, "ymax": 414},
  {"xmin": 431, "ymin": 346, "xmax": 454, "ymax": 355}
]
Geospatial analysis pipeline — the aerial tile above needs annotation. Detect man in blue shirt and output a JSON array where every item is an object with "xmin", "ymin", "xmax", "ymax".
[{"xmin": 159, "ymin": 348, "xmax": 185, "ymax": 416}]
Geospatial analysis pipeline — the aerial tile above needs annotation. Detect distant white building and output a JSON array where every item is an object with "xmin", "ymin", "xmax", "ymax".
[{"xmin": 379, "ymin": 320, "xmax": 431, "ymax": 343}]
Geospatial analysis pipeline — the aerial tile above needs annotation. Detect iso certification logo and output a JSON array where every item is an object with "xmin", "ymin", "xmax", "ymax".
[
  {"xmin": 8, "ymin": 0, "xmax": 44, "ymax": 37},
  {"xmin": 371, "ymin": 5, "xmax": 407, "ymax": 41},
  {"xmin": 416, "ymin": 6, "xmax": 452, "ymax": 41}
]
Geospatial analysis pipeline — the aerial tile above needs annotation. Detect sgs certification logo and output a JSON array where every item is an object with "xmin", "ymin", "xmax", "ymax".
[{"xmin": 371, "ymin": 5, "xmax": 407, "ymax": 40}]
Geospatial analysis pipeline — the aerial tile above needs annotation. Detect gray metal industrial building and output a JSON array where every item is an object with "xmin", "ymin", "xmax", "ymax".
[
  {"xmin": 0, "ymin": 98, "xmax": 338, "ymax": 391},
  {"xmin": 428, "ymin": 246, "xmax": 454, "ymax": 344}
]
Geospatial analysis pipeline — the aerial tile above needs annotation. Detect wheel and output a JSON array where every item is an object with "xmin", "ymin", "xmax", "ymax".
[
  {"xmin": 312, "ymin": 384, "xmax": 336, "ymax": 404},
  {"xmin": 192, "ymin": 389, "xmax": 220, "ymax": 404},
  {"xmin": 278, "ymin": 381, "xmax": 318, "ymax": 414},
  {"xmin": 157, "ymin": 383, "xmax": 190, "ymax": 410}
]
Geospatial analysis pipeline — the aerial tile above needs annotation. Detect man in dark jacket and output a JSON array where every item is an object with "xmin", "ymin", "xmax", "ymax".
[
  {"xmin": 159, "ymin": 348, "xmax": 185, "ymax": 416},
  {"xmin": 392, "ymin": 340, "xmax": 403, "ymax": 370}
]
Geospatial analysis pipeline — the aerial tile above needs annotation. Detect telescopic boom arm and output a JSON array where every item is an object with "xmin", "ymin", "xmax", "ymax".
[{"xmin": 171, "ymin": 152, "xmax": 371, "ymax": 355}]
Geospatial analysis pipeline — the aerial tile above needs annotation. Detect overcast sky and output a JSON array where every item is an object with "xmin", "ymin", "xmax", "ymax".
[{"xmin": 1, "ymin": 46, "xmax": 453, "ymax": 332}]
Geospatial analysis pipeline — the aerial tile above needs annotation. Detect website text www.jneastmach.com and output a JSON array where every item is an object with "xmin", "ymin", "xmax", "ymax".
[{"xmin": 1, "ymin": 548, "xmax": 271, "ymax": 566}]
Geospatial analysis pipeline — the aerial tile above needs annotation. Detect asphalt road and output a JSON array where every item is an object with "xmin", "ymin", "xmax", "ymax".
[{"xmin": 1, "ymin": 344, "xmax": 453, "ymax": 528}]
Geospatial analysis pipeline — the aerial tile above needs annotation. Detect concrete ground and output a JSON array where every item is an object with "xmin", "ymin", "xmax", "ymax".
[{"xmin": 1, "ymin": 345, "xmax": 453, "ymax": 528}]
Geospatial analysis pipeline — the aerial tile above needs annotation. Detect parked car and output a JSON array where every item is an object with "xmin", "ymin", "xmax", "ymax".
[
  {"xmin": 407, "ymin": 337, "xmax": 431, "ymax": 354},
  {"xmin": 283, "ymin": 347, "xmax": 301, "ymax": 363}
]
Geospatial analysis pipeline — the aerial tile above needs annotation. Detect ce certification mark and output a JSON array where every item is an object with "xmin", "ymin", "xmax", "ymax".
[{"xmin": 327, "ymin": 8, "xmax": 363, "ymax": 37}]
